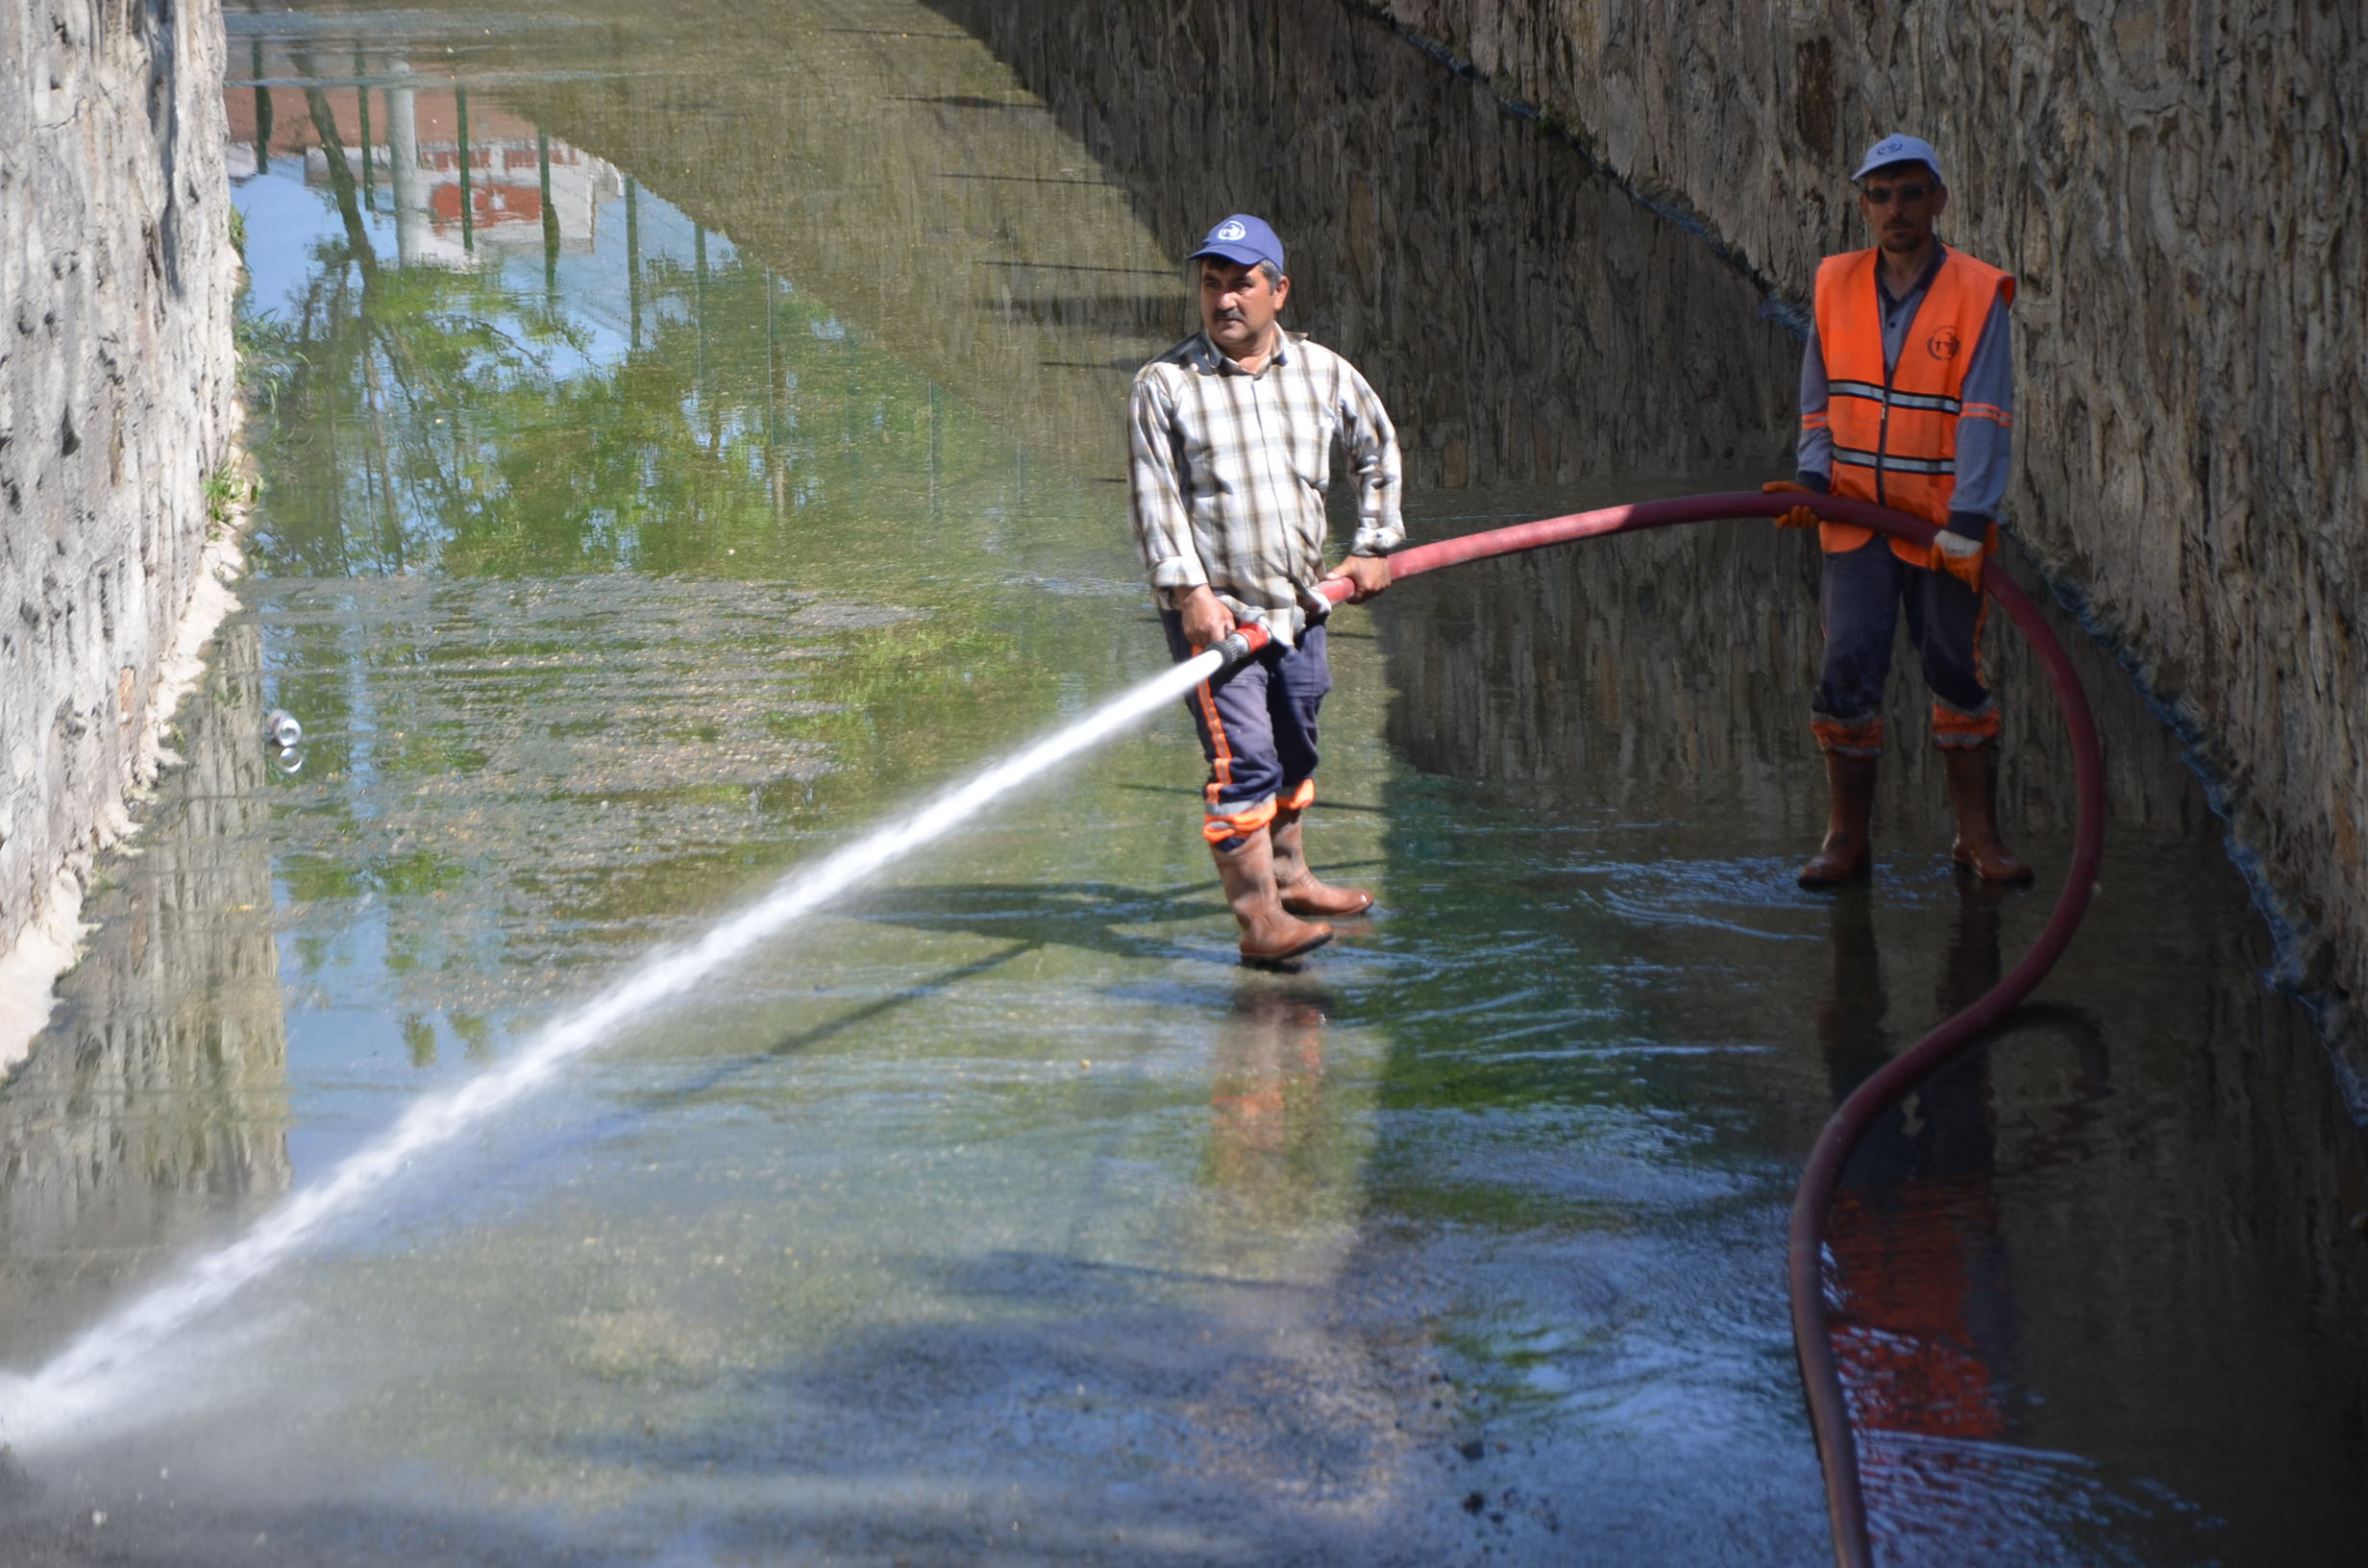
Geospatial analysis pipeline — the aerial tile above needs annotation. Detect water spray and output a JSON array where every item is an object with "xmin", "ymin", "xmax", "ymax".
[
  {"xmin": 0, "ymin": 630, "xmax": 1267, "ymax": 1453},
  {"xmin": 1, "ymin": 493, "xmax": 2102, "ymax": 1568}
]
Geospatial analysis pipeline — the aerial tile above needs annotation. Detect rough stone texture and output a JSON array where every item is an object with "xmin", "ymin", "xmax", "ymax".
[
  {"xmin": 929, "ymin": 0, "xmax": 1796, "ymax": 492},
  {"xmin": 1367, "ymin": 0, "xmax": 2368, "ymax": 1036},
  {"xmin": 0, "ymin": 0, "xmax": 240, "ymax": 1000}
]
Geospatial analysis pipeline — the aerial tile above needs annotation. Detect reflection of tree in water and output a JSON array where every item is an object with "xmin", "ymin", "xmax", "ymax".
[
  {"xmin": 246, "ymin": 97, "xmax": 950, "ymax": 584},
  {"xmin": 230, "ymin": 84, "xmax": 1098, "ymax": 1037}
]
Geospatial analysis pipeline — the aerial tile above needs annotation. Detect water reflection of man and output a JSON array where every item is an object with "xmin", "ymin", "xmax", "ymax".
[
  {"xmin": 1819, "ymin": 886, "xmax": 2014, "ymax": 1459},
  {"xmin": 1129, "ymin": 214, "xmax": 1400, "ymax": 967},
  {"xmin": 1207, "ymin": 988, "xmax": 1333, "ymax": 1198},
  {"xmin": 1765, "ymin": 135, "xmax": 2032, "ymax": 891}
]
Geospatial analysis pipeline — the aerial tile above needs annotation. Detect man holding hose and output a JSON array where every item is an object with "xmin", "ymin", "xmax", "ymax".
[
  {"xmin": 1129, "ymin": 214, "xmax": 1397, "ymax": 966},
  {"xmin": 1766, "ymin": 134, "xmax": 2032, "ymax": 889}
]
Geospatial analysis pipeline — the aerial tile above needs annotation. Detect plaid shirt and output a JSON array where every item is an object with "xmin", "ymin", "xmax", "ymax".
[{"xmin": 1128, "ymin": 331, "xmax": 1404, "ymax": 639}]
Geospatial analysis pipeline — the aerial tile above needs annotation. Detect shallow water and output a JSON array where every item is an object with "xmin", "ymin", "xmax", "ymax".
[{"xmin": 3, "ymin": 1, "xmax": 2364, "ymax": 1563}]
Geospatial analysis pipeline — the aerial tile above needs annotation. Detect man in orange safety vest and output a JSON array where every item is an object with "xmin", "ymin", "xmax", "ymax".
[{"xmin": 1765, "ymin": 133, "xmax": 2031, "ymax": 890}]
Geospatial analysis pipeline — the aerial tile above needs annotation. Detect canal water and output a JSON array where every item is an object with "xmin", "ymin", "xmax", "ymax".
[{"xmin": 4, "ymin": 1, "xmax": 2364, "ymax": 1563}]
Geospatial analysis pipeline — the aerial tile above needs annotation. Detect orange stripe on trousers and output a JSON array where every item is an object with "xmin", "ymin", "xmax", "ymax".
[{"xmin": 1195, "ymin": 677, "xmax": 1234, "ymax": 811}]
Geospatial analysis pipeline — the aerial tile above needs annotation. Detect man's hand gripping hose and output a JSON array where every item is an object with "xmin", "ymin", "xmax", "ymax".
[{"xmin": 1764, "ymin": 478, "xmax": 1823, "ymax": 530}]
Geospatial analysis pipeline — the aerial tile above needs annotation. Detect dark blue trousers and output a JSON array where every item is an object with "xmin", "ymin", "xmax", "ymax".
[
  {"xmin": 1813, "ymin": 538, "xmax": 1998, "ymax": 754},
  {"xmin": 1162, "ymin": 613, "xmax": 1330, "ymax": 847}
]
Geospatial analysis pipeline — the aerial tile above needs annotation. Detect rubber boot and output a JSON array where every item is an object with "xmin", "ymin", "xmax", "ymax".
[
  {"xmin": 1799, "ymin": 751, "xmax": 1878, "ymax": 888},
  {"xmin": 1944, "ymin": 744, "xmax": 2035, "ymax": 885},
  {"xmin": 1212, "ymin": 830, "xmax": 1333, "ymax": 967},
  {"xmin": 1269, "ymin": 806, "xmax": 1374, "ymax": 918}
]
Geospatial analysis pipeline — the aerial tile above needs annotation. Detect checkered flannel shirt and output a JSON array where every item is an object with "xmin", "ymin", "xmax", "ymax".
[{"xmin": 1128, "ymin": 331, "xmax": 1404, "ymax": 641}]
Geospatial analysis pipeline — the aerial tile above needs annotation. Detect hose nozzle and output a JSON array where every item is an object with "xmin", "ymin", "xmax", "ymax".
[{"xmin": 1212, "ymin": 619, "xmax": 1273, "ymax": 667}]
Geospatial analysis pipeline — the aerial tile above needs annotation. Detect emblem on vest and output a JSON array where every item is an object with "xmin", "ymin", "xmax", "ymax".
[{"xmin": 1927, "ymin": 326, "xmax": 1962, "ymax": 362}]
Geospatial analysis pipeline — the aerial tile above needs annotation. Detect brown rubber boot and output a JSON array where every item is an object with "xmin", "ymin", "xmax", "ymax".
[
  {"xmin": 1944, "ymin": 744, "xmax": 2035, "ymax": 885},
  {"xmin": 1212, "ymin": 830, "xmax": 1333, "ymax": 967},
  {"xmin": 1799, "ymin": 751, "xmax": 1879, "ymax": 888},
  {"xmin": 1269, "ymin": 805, "xmax": 1374, "ymax": 918}
]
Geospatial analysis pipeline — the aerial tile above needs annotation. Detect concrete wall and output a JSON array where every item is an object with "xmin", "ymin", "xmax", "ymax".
[
  {"xmin": 1365, "ymin": 0, "xmax": 2368, "ymax": 1043},
  {"xmin": 0, "ymin": 0, "xmax": 241, "ymax": 1059}
]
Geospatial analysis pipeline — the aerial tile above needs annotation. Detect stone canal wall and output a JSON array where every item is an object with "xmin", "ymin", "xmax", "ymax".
[
  {"xmin": 0, "ymin": 0, "xmax": 241, "ymax": 1063},
  {"xmin": 931, "ymin": 0, "xmax": 1796, "ymax": 493},
  {"xmin": 1366, "ymin": 0, "xmax": 2368, "ymax": 1058}
]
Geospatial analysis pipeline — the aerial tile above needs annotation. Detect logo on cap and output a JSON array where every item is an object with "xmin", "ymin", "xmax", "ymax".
[
  {"xmin": 1216, "ymin": 220, "xmax": 1246, "ymax": 242},
  {"xmin": 1878, "ymin": 139, "xmax": 1904, "ymax": 158}
]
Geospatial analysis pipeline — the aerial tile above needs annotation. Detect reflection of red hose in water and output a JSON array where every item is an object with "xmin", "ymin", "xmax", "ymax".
[{"xmin": 1312, "ymin": 491, "xmax": 2107, "ymax": 1568}]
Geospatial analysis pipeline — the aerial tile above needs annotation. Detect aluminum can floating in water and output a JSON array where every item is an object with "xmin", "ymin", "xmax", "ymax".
[{"xmin": 265, "ymin": 709, "xmax": 303, "ymax": 748}]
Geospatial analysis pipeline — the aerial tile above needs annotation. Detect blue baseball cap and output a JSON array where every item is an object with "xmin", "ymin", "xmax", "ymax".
[
  {"xmin": 1187, "ymin": 213, "xmax": 1286, "ymax": 275},
  {"xmin": 1852, "ymin": 133, "xmax": 1943, "ymax": 185}
]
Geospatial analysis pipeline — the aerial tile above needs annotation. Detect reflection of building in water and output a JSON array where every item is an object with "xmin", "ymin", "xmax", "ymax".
[
  {"xmin": 225, "ymin": 81, "xmax": 618, "ymax": 268},
  {"xmin": 0, "ymin": 622, "xmax": 291, "ymax": 1370}
]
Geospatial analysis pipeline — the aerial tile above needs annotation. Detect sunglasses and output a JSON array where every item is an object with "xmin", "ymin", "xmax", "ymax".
[{"xmin": 1860, "ymin": 183, "xmax": 1932, "ymax": 205}]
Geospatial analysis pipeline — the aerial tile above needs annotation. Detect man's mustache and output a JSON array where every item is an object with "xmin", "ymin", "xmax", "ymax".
[{"xmin": 1215, "ymin": 307, "xmax": 1246, "ymax": 324}]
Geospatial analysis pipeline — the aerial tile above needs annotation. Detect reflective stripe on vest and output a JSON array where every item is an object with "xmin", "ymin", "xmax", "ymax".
[{"xmin": 1812, "ymin": 247, "xmax": 2014, "ymax": 558}]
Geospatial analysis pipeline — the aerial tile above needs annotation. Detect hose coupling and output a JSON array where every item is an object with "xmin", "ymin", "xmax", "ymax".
[{"xmin": 1213, "ymin": 619, "xmax": 1273, "ymax": 667}]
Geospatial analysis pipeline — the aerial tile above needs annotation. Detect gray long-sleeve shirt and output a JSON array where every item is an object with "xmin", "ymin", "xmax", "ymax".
[{"xmin": 1795, "ymin": 243, "xmax": 2012, "ymax": 539}]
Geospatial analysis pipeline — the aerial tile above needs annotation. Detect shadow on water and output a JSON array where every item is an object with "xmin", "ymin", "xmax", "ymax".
[
  {"xmin": 857, "ymin": 879, "xmax": 1228, "ymax": 954},
  {"xmin": 944, "ymin": 0, "xmax": 2368, "ymax": 1561},
  {"xmin": 1356, "ymin": 433, "xmax": 2368, "ymax": 1560},
  {"xmin": 597, "ymin": 868, "xmax": 1246, "ymax": 1120},
  {"xmin": 587, "ymin": 879, "xmax": 1277, "ymax": 1156}
]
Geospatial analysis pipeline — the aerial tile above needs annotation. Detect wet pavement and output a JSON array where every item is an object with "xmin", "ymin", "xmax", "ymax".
[{"xmin": 3, "ymin": 1, "xmax": 2365, "ymax": 1563}]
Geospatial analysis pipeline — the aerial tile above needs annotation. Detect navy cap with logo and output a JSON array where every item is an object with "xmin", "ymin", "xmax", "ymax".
[
  {"xmin": 1187, "ymin": 213, "xmax": 1286, "ymax": 276},
  {"xmin": 1852, "ymin": 133, "xmax": 1943, "ymax": 185}
]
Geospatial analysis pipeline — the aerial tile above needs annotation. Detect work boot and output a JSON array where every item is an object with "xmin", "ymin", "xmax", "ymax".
[
  {"xmin": 1799, "ymin": 751, "xmax": 1879, "ymax": 888},
  {"xmin": 1212, "ymin": 830, "xmax": 1333, "ymax": 968},
  {"xmin": 1268, "ymin": 805, "xmax": 1374, "ymax": 918},
  {"xmin": 1943, "ymin": 744, "xmax": 2035, "ymax": 885}
]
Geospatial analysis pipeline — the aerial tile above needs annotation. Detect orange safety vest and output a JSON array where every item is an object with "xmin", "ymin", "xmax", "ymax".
[{"xmin": 1810, "ymin": 246, "xmax": 2014, "ymax": 558}]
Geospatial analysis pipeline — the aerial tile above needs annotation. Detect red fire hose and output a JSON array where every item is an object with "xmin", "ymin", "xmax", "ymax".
[{"xmin": 1307, "ymin": 490, "xmax": 2106, "ymax": 1568}]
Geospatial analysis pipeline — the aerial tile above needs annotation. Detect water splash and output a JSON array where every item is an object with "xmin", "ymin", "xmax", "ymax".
[{"xmin": 0, "ymin": 646, "xmax": 1229, "ymax": 1451}]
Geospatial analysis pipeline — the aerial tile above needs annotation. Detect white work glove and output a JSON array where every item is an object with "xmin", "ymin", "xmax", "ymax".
[{"xmin": 1929, "ymin": 528, "xmax": 1986, "ymax": 593}]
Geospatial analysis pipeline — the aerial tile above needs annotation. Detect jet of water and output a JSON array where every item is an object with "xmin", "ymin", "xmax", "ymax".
[{"xmin": 0, "ymin": 645, "xmax": 1231, "ymax": 1450}]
